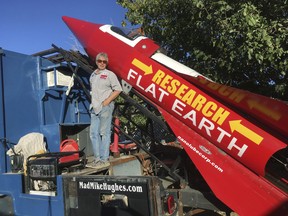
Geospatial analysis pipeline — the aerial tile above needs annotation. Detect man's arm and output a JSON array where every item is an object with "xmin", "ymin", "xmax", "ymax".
[{"xmin": 102, "ymin": 90, "xmax": 121, "ymax": 106}]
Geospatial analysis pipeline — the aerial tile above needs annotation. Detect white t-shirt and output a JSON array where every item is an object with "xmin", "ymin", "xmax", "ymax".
[{"xmin": 89, "ymin": 69, "xmax": 122, "ymax": 114}]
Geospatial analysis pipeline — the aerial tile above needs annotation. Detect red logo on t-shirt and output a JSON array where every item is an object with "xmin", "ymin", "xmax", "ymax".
[{"xmin": 100, "ymin": 74, "xmax": 108, "ymax": 79}]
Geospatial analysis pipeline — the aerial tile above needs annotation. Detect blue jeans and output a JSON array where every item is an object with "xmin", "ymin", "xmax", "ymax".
[{"xmin": 90, "ymin": 103, "xmax": 114, "ymax": 161}]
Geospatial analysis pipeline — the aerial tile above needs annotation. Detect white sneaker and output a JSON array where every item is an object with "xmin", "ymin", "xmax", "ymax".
[
  {"xmin": 86, "ymin": 160, "xmax": 110, "ymax": 169},
  {"xmin": 97, "ymin": 161, "xmax": 110, "ymax": 169},
  {"xmin": 86, "ymin": 160, "xmax": 102, "ymax": 168}
]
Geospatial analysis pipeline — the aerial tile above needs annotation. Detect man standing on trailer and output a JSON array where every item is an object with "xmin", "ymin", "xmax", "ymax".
[{"xmin": 87, "ymin": 52, "xmax": 122, "ymax": 168}]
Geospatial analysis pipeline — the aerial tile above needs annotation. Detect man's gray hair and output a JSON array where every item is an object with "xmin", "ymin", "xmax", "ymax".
[{"xmin": 96, "ymin": 52, "xmax": 109, "ymax": 63}]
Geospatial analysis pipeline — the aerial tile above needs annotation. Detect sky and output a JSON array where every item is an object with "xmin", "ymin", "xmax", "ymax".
[{"xmin": 0, "ymin": 0, "xmax": 128, "ymax": 55}]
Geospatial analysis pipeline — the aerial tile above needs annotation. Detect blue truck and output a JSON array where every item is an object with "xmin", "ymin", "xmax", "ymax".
[{"xmin": 0, "ymin": 46, "xmax": 219, "ymax": 216}]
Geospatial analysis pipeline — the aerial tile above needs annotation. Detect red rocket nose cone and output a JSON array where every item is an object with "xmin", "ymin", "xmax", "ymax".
[{"xmin": 62, "ymin": 16, "xmax": 102, "ymax": 49}]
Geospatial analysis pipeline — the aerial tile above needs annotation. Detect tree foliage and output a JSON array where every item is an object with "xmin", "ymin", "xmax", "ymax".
[{"xmin": 117, "ymin": 0, "xmax": 288, "ymax": 100}]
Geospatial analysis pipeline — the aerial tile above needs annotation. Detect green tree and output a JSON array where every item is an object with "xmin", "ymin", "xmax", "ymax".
[{"xmin": 117, "ymin": 0, "xmax": 288, "ymax": 100}]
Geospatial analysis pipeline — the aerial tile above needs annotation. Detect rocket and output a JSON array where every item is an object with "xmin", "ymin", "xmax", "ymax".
[{"xmin": 62, "ymin": 16, "xmax": 288, "ymax": 215}]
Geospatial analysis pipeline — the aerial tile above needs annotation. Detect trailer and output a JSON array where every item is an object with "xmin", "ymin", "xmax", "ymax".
[{"xmin": 0, "ymin": 46, "xmax": 225, "ymax": 216}]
